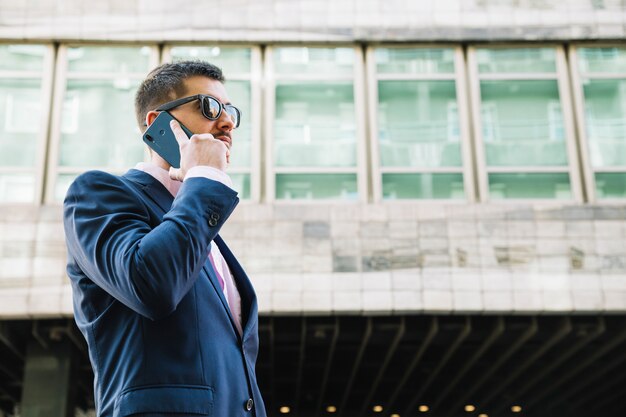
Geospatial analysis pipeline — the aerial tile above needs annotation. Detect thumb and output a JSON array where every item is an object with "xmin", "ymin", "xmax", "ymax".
[{"xmin": 169, "ymin": 167, "xmax": 184, "ymax": 181}]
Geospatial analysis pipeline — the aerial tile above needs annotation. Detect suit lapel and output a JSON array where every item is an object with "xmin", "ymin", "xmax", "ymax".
[
  {"xmin": 214, "ymin": 236, "xmax": 258, "ymax": 340},
  {"xmin": 201, "ymin": 254, "xmax": 242, "ymax": 340}
]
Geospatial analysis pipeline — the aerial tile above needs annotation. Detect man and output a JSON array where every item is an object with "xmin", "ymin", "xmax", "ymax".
[{"xmin": 63, "ymin": 61, "xmax": 266, "ymax": 417}]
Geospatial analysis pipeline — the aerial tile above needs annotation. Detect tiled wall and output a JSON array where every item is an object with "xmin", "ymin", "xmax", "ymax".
[
  {"xmin": 0, "ymin": 0, "xmax": 625, "ymax": 41},
  {"xmin": 1, "ymin": 202, "xmax": 625, "ymax": 317}
]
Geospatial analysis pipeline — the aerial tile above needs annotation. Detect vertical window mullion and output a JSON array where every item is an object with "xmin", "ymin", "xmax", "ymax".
[
  {"xmin": 44, "ymin": 45, "xmax": 69, "ymax": 204},
  {"xmin": 569, "ymin": 46, "xmax": 596, "ymax": 202},
  {"xmin": 556, "ymin": 46, "xmax": 584, "ymax": 203},
  {"xmin": 468, "ymin": 47, "xmax": 490, "ymax": 202},
  {"xmin": 455, "ymin": 46, "xmax": 477, "ymax": 203},
  {"xmin": 354, "ymin": 46, "xmax": 368, "ymax": 204},
  {"xmin": 35, "ymin": 44, "xmax": 56, "ymax": 205},
  {"xmin": 366, "ymin": 46, "xmax": 382, "ymax": 202},
  {"xmin": 264, "ymin": 46, "xmax": 276, "ymax": 203}
]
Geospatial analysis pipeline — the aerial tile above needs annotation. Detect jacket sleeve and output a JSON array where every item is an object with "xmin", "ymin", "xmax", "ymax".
[{"xmin": 63, "ymin": 170, "xmax": 239, "ymax": 320}]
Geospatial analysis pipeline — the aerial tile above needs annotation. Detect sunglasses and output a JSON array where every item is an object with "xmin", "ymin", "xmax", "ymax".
[{"xmin": 155, "ymin": 94, "xmax": 241, "ymax": 128}]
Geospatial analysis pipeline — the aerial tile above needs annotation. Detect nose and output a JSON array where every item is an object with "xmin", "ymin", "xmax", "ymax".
[{"xmin": 218, "ymin": 105, "xmax": 235, "ymax": 132}]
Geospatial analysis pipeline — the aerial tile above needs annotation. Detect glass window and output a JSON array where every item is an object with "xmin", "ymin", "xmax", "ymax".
[
  {"xmin": 67, "ymin": 46, "xmax": 152, "ymax": 73},
  {"xmin": 578, "ymin": 47, "xmax": 626, "ymax": 73},
  {"xmin": 376, "ymin": 48, "xmax": 455, "ymax": 74},
  {"xmin": 276, "ymin": 174, "xmax": 357, "ymax": 200},
  {"xmin": 274, "ymin": 82, "xmax": 356, "ymax": 168},
  {"xmin": 170, "ymin": 46, "xmax": 251, "ymax": 75},
  {"xmin": 382, "ymin": 173, "xmax": 465, "ymax": 199},
  {"xmin": 0, "ymin": 174, "xmax": 35, "ymax": 203},
  {"xmin": 274, "ymin": 47, "xmax": 354, "ymax": 76},
  {"xmin": 480, "ymin": 80, "xmax": 568, "ymax": 167},
  {"xmin": 271, "ymin": 47, "xmax": 360, "ymax": 201},
  {"xmin": 230, "ymin": 173, "xmax": 251, "ymax": 200},
  {"xmin": 0, "ymin": 44, "xmax": 46, "ymax": 72},
  {"xmin": 378, "ymin": 80, "xmax": 462, "ymax": 168},
  {"xmin": 59, "ymin": 79, "xmax": 143, "ymax": 168},
  {"xmin": 582, "ymin": 79, "xmax": 626, "ymax": 167},
  {"xmin": 225, "ymin": 80, "xmax": 252, "ymax": 169},
  {"xmin": 54, "ymin": 173, "xmax": 78, "ymax": 203},
  {"xmin": 52, "ymin": 46, "xmax": 154, "ymax": 202},
  {"xmin": 477, "ymin": 48, "xmax": 557, "ymax": 74},
  {"xmin": 374, "ymin": 47, "xmax": 466, "ymax": 200},
  {"xmin": 577, "ymin": 46, "xmax": 626, "ymax": 200},
  {"xmin": 167, "ymin": 46, "xmax": 255, "ymax": 200},
  {"xmin": 475, "ymin": 47, "xmax": 573, "ymax": 200},
  {"xmin": 595, "ymin": 173, "xmax": 626, "ymax": 199},
  {"xmin": 0, "ymin": 79, "xmax": 42, "ymax": 167},
  {"xmin": 488, "ymin": 173, "xmax": 571, "ymax": 199},
  {"xmin": 0, "ymin": 44, "xmax": 48, "ymax": 203}
]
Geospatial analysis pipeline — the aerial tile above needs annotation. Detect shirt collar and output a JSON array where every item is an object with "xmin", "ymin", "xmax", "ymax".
[{"xmin": 134, "ymin": 162, "xmax": 182, "ymax": 197}]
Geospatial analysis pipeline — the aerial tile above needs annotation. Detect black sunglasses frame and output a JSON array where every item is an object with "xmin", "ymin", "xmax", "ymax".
[{"xmin": 155, "ymin": 94, "xmax": 241, "ymax": 128}]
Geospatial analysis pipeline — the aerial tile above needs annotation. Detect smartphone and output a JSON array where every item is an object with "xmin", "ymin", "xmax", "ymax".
[{"xmin": 142, "ymin": 111, "xmax": 194, "ymax": 169}]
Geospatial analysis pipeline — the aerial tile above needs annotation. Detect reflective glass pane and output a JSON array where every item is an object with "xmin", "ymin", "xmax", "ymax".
[
  {"xmin": 170, "ymin": 47, "xmax": 251, "ymax": 74},
  {"xmin": 67, "ymin": 46, "xmax": 152, "ymax": 73},
  {"xmin": 0, "ymin": 44, "xmax": 46, "ymax": 71},
  {"xmin": 488, "ymin": 173, "xmax": 571, "ymax": 199},
  {"xmin": 59, "ymin": 79, "xmax": 144, "ymax": 168},
  {"xmin": 276, "ymin": 174, "xmax": 357, "ymax": 200},
  {"xmin": 480, "ymin": 80, "xmax": 568, "ymax": 167},
  {"xmin": 477, "ymin": 48, "xmax": 557, "ymax": 74},
  {"xmin": 378, "ymin": 80, "xmax": 461, "ymax": 168},
  {"xmin": 0, "ymin": 79, "xmax": 42, "ymax": 167},
  {"xmin": 376, "ymin": 48, "xmax": 455, "ymax": 74},
  {"xmin": 595, "ymin": 173, "xmax": 626, "ymax": 199},
  {"xmin": 382, "ymin": 173, "xmax": 465, "ymax": 200},
  {"xmin": 226, "ymin": 81, "xmax": 251, "ymax": 168},
  {"xmin": 582, "ymin": 79, "xmax": 626, "ymax": 167},
  {"xmin": 230, "ymin": 173, "xmax": 250, "ymax": 200},
  {"xmin": 55, "ymin": 174, "xmax": 78, "ymax": 202},
  {"xmin": 274, "ymin": 47, "xmax": 354, "ymax": 75},
  {"xmin": 274, "ymin": 82, "xmax": 356, "ymax": 168},
  {"xmin": 0, "ymin": 173, "xmax": 35, "ymax": 203},
  {"xmin": 578, "ymin": 47, "xmax": 626, "ymax": 73}
]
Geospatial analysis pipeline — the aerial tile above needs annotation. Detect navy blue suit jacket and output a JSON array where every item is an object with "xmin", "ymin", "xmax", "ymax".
[{"xmin": 63, "ymin": 169, "xmax": 266, "ymax": 417}]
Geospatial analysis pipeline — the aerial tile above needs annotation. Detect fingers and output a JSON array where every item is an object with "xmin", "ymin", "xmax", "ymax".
[
  {"xmin": 169, "ymin": 120, "xmax": 188, "ymax": 147},
  {"xmin": 169, "ymin": 167, "xmax": 184, "ymax": 181}
]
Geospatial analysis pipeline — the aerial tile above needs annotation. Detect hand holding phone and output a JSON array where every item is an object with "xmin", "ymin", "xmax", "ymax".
[
  {"xmin": 142, "ymin": 111, "xmax": 230, "ymax": 180},
  {"xmin": 143, "ymin": 111, "xmax": 193, "ymax": 169},
  {"xmin": 168, "ymin": 120, "xmax": 230, "ymax": 180}
]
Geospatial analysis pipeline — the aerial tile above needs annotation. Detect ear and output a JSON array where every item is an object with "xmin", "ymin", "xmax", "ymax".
[{"xmin": 145, "ymin": 110, "xmax": 160, "ymax": 127}]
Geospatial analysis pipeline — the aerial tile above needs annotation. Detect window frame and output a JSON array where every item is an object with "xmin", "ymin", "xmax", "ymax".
[
  {"xmin": 467, "ymin": 43, "xmax": 583, "ymax": 203},
  {"xmin": 264, "ymin": 44, "xmax": 367, "ymax": 204},
  {"xmin": 162, "ymin": 43, "xmax": 262, "ymax": 203},
  {"xmin": 0, "ymin": 42, "xmax": 55, "ymax": 205},
  {"xmin": 45, "ymin": 43, "xmax": 160, "ymax": 204},
  {"xmin": 367, "ymin": 44, "xmax": 475, "ymax": 203},
  {"xmin": 569, "ymin": 43, "xmax": 626, "ymax": 203}
]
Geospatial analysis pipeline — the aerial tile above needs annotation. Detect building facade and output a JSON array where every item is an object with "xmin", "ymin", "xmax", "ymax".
[{"xmin": 0, "ymin": 1, "xmax": 625, "ymax": 416}]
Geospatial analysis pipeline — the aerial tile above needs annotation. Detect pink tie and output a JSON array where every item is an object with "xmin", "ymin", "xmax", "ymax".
[{"xmin": 208, "ymin": 253, "xmax": 225, "ymax": 290}]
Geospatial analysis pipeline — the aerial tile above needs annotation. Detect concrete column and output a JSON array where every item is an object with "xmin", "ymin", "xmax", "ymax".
[{"xmin": 20, "ymin": 339, "xmax": 75, "ymax": 417}]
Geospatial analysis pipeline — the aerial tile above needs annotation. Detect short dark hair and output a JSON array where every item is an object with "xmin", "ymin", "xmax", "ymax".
[{"xmin": 134, "ymin": 60, "xmax": 225, "ymax": 131}]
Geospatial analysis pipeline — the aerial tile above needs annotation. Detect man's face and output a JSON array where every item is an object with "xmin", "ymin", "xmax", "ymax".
[{"xmin": 167, "ymin": 76, "xmax": 235, "ymax": 151}]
